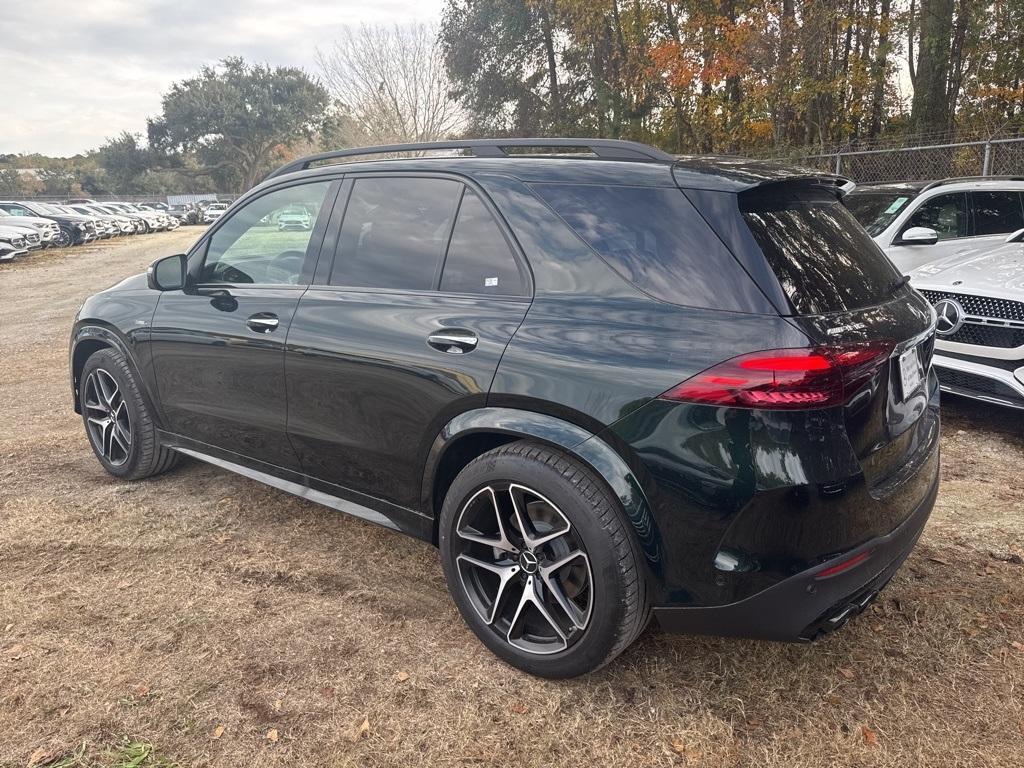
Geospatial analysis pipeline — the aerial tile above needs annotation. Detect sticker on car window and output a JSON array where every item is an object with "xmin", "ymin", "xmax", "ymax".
[
  {"xmin": 485, "ymin": 277, "xmax": 498, "ymax": 287},
  {"xmin": 885, "ymin": 197, "xmax": 909, "ymax": 214}
]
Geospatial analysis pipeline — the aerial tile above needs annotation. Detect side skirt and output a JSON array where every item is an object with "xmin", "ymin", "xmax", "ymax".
[{"xmin": 160, "ymin": 433, "xmax": 433, "ymax": 542}]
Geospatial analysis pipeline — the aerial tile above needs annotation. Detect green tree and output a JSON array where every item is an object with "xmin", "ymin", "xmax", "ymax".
[
  {"xmin": 148, "ymin": 57, "xmax": 331, "ymax": 192},
  {"xmin": 98, "ymin": 132, "xmax": 153, "ymax": 194}
]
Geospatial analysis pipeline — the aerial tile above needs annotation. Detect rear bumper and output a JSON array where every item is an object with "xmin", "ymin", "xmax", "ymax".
[{"xmin": 654, "ymin": 469, "xmax": 938, "ymax": 641}]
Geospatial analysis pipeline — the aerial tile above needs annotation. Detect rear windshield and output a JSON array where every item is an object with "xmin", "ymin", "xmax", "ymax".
[
  {"xmin": 845, "ymin": 190, "xmax": 917, "ymax": 236},
  {"xmin": 531, "ymin": 183, "xmax": 766, "ymax": 312},
  {"xmin": 741, "ymin": 191, "xmax": 901, "ymax": 315}
]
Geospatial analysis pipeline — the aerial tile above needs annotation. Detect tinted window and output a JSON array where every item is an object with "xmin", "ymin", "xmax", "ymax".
[
  {"xmin": 440, "ymin": 190, "xmax": 526, "ymax": 295},
  {"xmin": 331, "ymin": 177, "xmax": 462, "ymax": 290},
  {"xmin": 532, "ymin": 183, "xmax": 756, "ymax": 310},
  {"xmin": 904, "ymin": 192, "xmax": 968, "ymax": 239},
  {"xmin": 973, "ymin": 191, "xmax": 1024, "ymax": 236},
  {"xmin": 845, "ymin": 191, "xmax": 916, "ymax": 236},
  {"xmin": 741, "ymin": 193, "xmax": 901, "ymax": 315},
  {"xmin": 201, "ymin": 181, "xmax": 331, "ymax": 285}
]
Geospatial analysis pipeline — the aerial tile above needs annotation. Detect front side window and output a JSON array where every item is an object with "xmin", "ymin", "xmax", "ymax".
[
  {"xmin": 973, "ymin": 191, "xmax": 1024, "ymax": 236},
  {"xmin": 440, "ymin": 190, "xmax": 527, "ymax": 295},
  {"xmin": 903, "ymin": 193, "xmax": 969, "ymax": 240},
  {"xmin": 200, "ymin": 181, "xmax": 331, "ymax": 285},
  {"xmin": 330, "ymin": 177, "xmax": 462, "ymax": 290}
]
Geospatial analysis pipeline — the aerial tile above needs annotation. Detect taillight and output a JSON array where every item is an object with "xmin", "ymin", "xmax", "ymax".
[{"xmin": 661, "ymin": 342, "xmax": 894, "ymax": 410}]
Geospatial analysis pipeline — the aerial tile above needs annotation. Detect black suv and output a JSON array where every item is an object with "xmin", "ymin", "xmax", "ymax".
[{"xmin": 71, "ymin": 139, "xmax": 940, "ymax": 678}]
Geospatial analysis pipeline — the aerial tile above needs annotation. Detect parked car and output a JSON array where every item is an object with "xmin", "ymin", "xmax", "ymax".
[
  {"xmin": 70, "ymin": 139, "xmax": 940, "ymax": 678},
  {"xmin": 0, "ymin": 201, "xmax": 96, "ymax": 245},
  {"xmin": 909, "ymin": 228, "xmax": 1024, "ymax": 409},
  {"xmin": 65, "ymin": 204, "xmax": 134, "ymax": 236},
  {"xmin": 55, "ymin": 205, "xmax": 116, "ymax": 238},
  {"xmin": 202, "ymin": 202, "xmax": 228, "ymax": 223},
  {"xmin": 103, "ymin": 202, "xmax": 164, "ymax": 232},
  {"xmin": 276, "ymin": 204, "xmax": 312, "ymax": 231},
  {"xmin": 92, "ymin": 204, "xmax": 148, "ymax": 234},
  {"xmin": 846, "ymin": 177, "xmax": 1024, "ymax": 273},
  {"xmin": 136, "ymin": 204, "xmax": 178, "ymax": 230},
  {"xmin": 165, "ymin": 204, "xmax": 195, "ymax": 224},
  {"xmin": 0, "ymin": 241, "xmax": 27, "ymax": 261},
  {"xmin": 0, "ymin": 223, "xmax": 40, "ymax": 254},
  {"xmin": 0, "ymin": 208, "xmax": 61, "ymax": 247}
]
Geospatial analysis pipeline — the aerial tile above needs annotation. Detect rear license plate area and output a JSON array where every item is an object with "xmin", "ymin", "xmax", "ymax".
[{"xmin": 898, "ymin": 345, "xmax": 924, "ymax": 400}]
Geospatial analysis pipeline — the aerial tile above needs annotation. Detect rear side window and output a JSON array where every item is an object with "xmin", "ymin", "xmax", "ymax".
[
  {"xmin": 532, "ymin": 183, "xmax": 759, "ymax": 311},
  {"xmin": 741, "ymin": 192, "xmax": 901, "ymax": 315},
  {"xmin": 973, "ymin": 191, "xmax": 1024, "ymax": 236},
  {"xmin": 904, "ymin": 192, "xmax": 969, "ymax": 239},
  {"xmin": 440, "ymin": 190, "xmax": 527, "ymax": 295},
  {"xmin": 331, "ymin": 177, "xmax": 462, "ymax": 290}
]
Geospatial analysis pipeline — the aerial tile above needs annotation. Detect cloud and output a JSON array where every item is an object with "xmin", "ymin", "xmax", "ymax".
[{"xmin": 1, "ymin": 0, "xmax": 444, "ymax": 156}]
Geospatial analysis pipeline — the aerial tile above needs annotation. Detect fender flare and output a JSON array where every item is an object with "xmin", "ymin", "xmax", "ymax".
[
  {"xmin": 422, "ymin": 407, "xmax": 664, "ymax": 577},
  {"xmin": 69, "ymin": 323, "xmax": 160, "ymax": 424}
]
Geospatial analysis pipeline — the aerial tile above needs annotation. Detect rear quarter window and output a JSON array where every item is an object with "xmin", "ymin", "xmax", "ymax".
[
  {"xmin": 530, "ymin": 183, "xmax": 767, "ymax": 312},
  {"xmin": 741, "ymin": 191, "xmax": 902, "ymax": 315}
]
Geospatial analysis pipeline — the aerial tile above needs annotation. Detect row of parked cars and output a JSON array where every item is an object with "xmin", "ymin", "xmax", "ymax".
[
  {"xmin": 0, "ymin": 198, "xmax": 223, "ymax": 262},
  {"xmin": 845, "ymin": 176, "xmax": 1024, "ymax": 410}
]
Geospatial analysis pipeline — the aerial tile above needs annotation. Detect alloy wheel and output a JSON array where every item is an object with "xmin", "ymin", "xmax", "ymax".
[
  {"xmin": 54, "ymin": 229, "xmax": 72, "ymax": 248},
  {"xmin": 83, "ymin": 368, "xmax": 132, "ymax": 466},
  {"xmin": 453, "ymin": 483, "xmax": 594, "ymax": 655}
]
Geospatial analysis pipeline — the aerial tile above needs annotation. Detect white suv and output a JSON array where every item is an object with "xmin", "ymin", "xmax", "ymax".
[{"xmin": 846, "ymin": 177, "xmax": 1024, "ymax": 273}]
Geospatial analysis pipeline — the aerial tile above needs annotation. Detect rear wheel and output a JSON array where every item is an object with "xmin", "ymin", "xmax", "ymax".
[
  {"xmin": 79, "ymin": 348, "xmax": 179, "ymax": 480},
  {"xmin": 439, "ymin": 441, "xmax": 648, "ymax": 678}
]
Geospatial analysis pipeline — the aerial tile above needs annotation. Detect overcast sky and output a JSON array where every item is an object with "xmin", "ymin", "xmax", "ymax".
[{"xmin": 2, "ymin": 0, "xmax": 445, "ymax": 157}]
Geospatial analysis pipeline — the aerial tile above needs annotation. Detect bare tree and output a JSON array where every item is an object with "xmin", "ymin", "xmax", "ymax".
[{"xmin": 317, "ymin": 23, "xmax": 465, "ymax": 147}]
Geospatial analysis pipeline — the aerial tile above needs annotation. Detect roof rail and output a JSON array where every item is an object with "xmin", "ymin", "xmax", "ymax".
[
  {"xmin": 266, "ymin": 138, "xmax": 676, "ymax": 180},
  {"xmin": 921, "ymin": 175, "xmax": 1024, "ymax": 192}
]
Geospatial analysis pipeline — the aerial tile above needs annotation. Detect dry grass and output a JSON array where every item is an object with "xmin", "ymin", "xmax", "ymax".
[{"xmin": 1, "ymin": 232, "xmax": 1022, "ymax": 768}]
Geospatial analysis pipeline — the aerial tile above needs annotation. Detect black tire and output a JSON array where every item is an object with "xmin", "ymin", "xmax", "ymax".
[
  {"xmin": 53, "ymin": 228, "xmax": 73, "ymax": 248},
  {"xmin": 439, "ymin": 441, "xmax": 649, "ymax": 678},
  {"xmin": 79, "ymin": 348, "xmax": 180, "ymax": 480}
]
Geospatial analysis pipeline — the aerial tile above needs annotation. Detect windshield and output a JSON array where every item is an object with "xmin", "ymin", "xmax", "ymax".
[{"xmin": 845, "ymin": 190, "xmax": 916, "ymax": 236}]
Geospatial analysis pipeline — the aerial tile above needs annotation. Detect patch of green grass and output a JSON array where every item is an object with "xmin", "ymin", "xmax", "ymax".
[{"xmin": 105, "ymin": 741, "xmax": 176, "ymax": 768}]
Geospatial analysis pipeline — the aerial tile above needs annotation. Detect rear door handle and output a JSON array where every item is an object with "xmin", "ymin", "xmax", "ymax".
[
  {"xmin": 246, "ymin": 312, "xmax": 280, "ymax": 333},
  {"xmin": 427, "ymin": 330, "xmax": 478, "ymax": 354}
]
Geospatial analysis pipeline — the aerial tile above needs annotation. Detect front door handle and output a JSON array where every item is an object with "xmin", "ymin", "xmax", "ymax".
[
  {"xmin": 427, "ymin": 330, "xmax": 478, "ymax": 354},
  {"xmin": 246, "ymin": 313, "xmax": 280, "ymax": 333}
]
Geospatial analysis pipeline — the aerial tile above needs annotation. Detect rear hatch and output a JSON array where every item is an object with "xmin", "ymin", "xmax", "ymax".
[{"xmin": 686, "ymin": 180, "xmax": 938, "ymax": 508}]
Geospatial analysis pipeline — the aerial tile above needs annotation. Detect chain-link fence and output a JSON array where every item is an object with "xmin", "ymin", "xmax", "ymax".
[{"xmin": 767, "ymin": 136, "xmax": 1024, "ymax": 183}]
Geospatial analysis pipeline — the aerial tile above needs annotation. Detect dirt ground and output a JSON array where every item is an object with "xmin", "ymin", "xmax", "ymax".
[{"xmin": 1, "ymin": 232, "xmax": 1022, "ymax": 768}]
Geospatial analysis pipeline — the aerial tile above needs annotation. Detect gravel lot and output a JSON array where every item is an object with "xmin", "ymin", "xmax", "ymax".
[{"xmin": 1, "ymin": 232, "xmax": 1022, "ymax": 768}]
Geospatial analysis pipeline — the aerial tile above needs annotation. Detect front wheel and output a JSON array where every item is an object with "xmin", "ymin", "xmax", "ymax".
[
  {"xmin": 79, "ymin": 348, "xmax": 179, "ymax": 480},
  {"xmin": 53, "ymin": 228, "xmax": 72, "ymax": 248},
  {"xmin": 439, "ymin": 441, "xmax": 649, "ymax": 678}
]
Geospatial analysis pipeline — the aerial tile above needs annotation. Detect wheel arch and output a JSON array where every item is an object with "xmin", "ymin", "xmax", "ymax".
[
  {"xmin": 70, "ymin": 323, "xmax": 159, "ymax": 423},
  {"xmin": 422, "ymin": 407, "xmax": 664, "ymax": 580}
]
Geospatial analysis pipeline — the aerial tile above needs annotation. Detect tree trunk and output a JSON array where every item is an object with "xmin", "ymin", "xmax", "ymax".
[
  {"xmin": 868, "ymin": 0, "xmax": 892, "ymax": 138},
  {"xmin": 539, "ymin": 1, "xmax": 561, "ymax": 130},
  {"xmin": 910, "ymin": 0, "xmax": 954, "ymax": 138}
]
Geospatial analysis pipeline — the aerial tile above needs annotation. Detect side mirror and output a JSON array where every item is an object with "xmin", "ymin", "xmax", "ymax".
[
  {"xmin": 898, "ymin": 226, "xmax": 939, "ymax": 246},
  {"xmin": 147, "ymin": 253, "xmax": 187, "ymax": 291}
]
